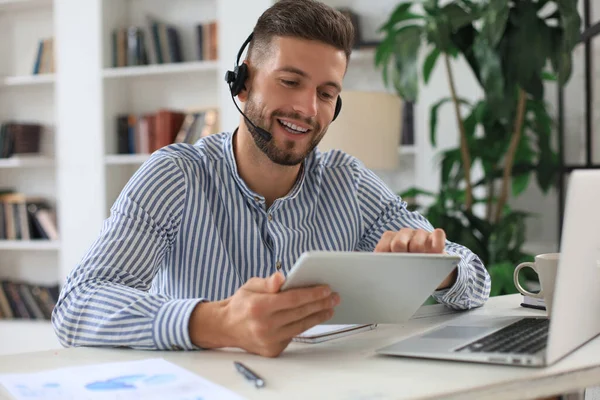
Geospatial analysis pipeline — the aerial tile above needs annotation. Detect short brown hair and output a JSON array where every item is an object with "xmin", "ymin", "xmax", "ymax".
[{"xmin": 248, "ymin": 0, "xmax": 355, "ymax": 66}]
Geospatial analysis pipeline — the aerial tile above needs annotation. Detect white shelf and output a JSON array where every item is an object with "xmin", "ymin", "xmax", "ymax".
[
  {"xmin": 105, "ymin": 154, "xmax": 150, "ymax": 165},
  {"xmin": 0, "ymin": 0, "xmax": 52, "ymax": 12},
  {"xmin": 399, "ymin": 146, "xmax": 417, "ymax": 155},
  {"xmin": 102, "ymin": 61, "xmax": 219, "ymax": 79},
  {"xmin": 0, "ymin": 240, "xmax": 60, "ymax": 251},
  {"xmin": 350, "ymin": 48, "xmax": 376, "ymax": 63},
  {"xmin": 0, "ymin": 156, "xmax": 54, "ymax": 168},
  {"xmin": 1, "ymin": 74, "xmax": 55, "ymax": 87}
]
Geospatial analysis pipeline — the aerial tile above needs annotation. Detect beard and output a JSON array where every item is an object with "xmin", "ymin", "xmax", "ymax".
[{"xmin": 243, "ymin": 90, "xmax": 326, "ymax": 166}]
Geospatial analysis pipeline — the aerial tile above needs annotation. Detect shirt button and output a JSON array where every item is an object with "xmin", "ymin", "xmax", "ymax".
[
  {"xmin": 171, "ymin": 345, "xmax": 182, "ymax": 351},
  {"xmin": 276, "ymin": 261, "xmax": 282, "ymax": 270},
  {"xmin": 254, "ymin": 196, "xmax": 260, "ymax": 202},
  {"xmin": 267, "ymin": 214, "xmax": 273, "ymax": 222}
]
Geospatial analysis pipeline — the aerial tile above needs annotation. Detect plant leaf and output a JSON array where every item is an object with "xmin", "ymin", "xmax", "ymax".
[
  {"xmin": 473, "ymin": 36, "xmax": 504, "ymax": 108},
  {"xmin": 536, "ymin": 0, "xmax": 552, "ymax": 11},
  {"xmin": 425, "ymin": 15, "xmax": 453, "ymax": 51},
  {"xmin": 399, "ymin": 187, "xmax": 436, "ymax": 198},
  {"xmin": 488, "ymin": 262, "xmax": 518, "ymax": 296},
  {"xmin": 390, "ymin": 26, "xmax": 423, "ymax": 101},
  {"xmin": 557, "ymin": 51, "xmax": 573, "ymax": 85},
  {"xmin": 376, "ymin": 25, "xmax": 423, "ymax": 97},
  {"xmin": 512, "ymin": 173, "xmax": 530, "ymax": 197},
  {"xmin": 423, "ymin": 47, "xmax": 441, "ymax": 84},
  {"xmin": 542, "ymin": 70, "xmax": 557, "ymax": 81},
  {"xmin": 429, "ymin": 97, "xmax": 469, "ymax": 146},
  {"xmin": 443, "ymin": 3, "xmax": 479, "ymax": 31},
  {"xmin": 556, "ymin": 0, "xmax": 582, "ymax": 52},
  {"xmin": 482, "ymin": 0, "xmax": 509, "ymax": 47},
  {"xmin": 550, "ymin": 0, "xmax": 581, "ymax": 85},
  {"xmin": 440, "ymin": 149, "xmax": 462, "ymax": 186},
  {"xmin": 505, "ymin": 2, "xmax": 550, "ymax": 99},
  {"xmin": 450, "ymin": 23, "xmax": 481, "ymax": 85},
  {"xmin": 536, "ymin": 151, "xmax": 558, "ymax": 192},
  {"xmin": 378, "ymin": 2, "xmax": 423, "ymax": 33}
]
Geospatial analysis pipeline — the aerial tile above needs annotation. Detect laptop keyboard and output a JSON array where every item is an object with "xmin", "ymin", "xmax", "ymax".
[{"xmin": 456, "ymin": 318, "xmax": 549, "ymax": 354}]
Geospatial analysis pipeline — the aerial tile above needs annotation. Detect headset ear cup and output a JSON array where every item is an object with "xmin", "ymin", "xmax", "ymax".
[
  {"xmin": 230, "ymin": 63, "xmax": 249, "ymax": 97},
  {"xmin": 332, "ymin": 96, "xmax": 342, "ymax": 121}
]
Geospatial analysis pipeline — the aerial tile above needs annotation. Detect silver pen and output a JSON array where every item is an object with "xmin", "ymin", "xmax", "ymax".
[{"xmin": 234, "ymin": 361, "xmax": 265, "ymax": 388}]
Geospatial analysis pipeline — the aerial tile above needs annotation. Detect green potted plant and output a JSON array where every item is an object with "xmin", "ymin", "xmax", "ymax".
[{"xmin": 375, "ymin": 0, "xmax": 581, "ymax": 295}]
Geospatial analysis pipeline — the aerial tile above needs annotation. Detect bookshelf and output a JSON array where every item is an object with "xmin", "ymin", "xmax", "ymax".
[
  {"xmin": 102, "ymin": 60, "xmax": 218, "ymax": 79},
  {"xmin": 0, "ymin": 240, "xmax": 60, "ymax": 251},
  {"xmin": 0, "ymin": 0, "xmax": 51, "ymax": 12},
  {"xmin": 1, "ymin": 74, "xmax": 55, "ymax": 87},
  {"xmin": 0, "ymin": 155, "xmax": 54, "ymax": 168},
  {"xmin": 105, "ymin": 154, "xmax": 150, "ymax": 166},
  {"xmin": 0, "ymin": 0, "xmax": 60, "ymax": 326}
]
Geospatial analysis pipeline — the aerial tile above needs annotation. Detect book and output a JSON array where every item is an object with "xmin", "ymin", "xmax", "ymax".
[
  {"xmin": 293, "ymin": 324, "xmax": 377, "ymax": 344},
  {"xmin": 521, "ymin": 294, "xmax": 546, "ymax": 310}
]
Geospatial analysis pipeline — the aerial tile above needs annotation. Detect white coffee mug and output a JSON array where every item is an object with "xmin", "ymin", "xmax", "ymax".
[{"xmin": 513, "ymin": 253, "xmax": 559, "ymax": 315}]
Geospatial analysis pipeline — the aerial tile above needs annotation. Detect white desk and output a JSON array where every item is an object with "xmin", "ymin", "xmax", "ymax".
[{"xmin": 0, "ymin": 294, "xmax": 599, "ymax": 400}]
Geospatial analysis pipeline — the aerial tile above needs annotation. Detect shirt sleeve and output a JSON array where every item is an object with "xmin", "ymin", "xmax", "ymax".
[
  {"xmin": 353, "ymin": 163, "xmax": 491, "ymax": 310},
  {"xmin": 51, "ymin": 151, "xmax": 204, "ymax": 350}
]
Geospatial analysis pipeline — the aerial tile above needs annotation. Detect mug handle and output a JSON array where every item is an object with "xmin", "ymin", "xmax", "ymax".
[{"xmin": 514, "ymin": 262, "xmax": 543, "ymax": 298}]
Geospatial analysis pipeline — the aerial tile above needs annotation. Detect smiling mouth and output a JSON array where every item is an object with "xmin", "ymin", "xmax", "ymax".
[{"xmin": 277, "ymin": 119, "xmax": 311, "ymax": 135}]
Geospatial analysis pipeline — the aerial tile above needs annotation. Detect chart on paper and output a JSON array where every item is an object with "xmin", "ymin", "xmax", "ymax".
[{"xmin": 0, "ymin": 358, "xmax": 246, "ymax": 400}]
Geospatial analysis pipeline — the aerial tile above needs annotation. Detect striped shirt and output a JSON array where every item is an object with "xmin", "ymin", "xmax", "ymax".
[{"xmin": 52, "ymin": 131, "xmax": 491, "ymax": 351}]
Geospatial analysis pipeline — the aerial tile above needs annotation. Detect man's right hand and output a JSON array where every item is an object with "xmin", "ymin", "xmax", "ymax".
[{"xmin": 189, "ymin": 272, "xmax": 339, "ymax": 357}]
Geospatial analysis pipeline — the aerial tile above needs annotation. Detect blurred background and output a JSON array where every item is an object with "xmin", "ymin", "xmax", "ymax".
[{"xmin": 0, "ymin": 0, "xmax": 597, "ymax": 361}]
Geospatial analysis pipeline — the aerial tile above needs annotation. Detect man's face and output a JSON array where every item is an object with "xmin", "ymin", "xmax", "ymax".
[{"xmin": 242, "ymin": 36, "xmax": 347, "ymax": 166}]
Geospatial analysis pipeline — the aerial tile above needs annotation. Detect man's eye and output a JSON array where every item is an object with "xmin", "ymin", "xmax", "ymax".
[
  {"xmin": 321, "ymin": 92, "xmax": 334, "ymax": 99},
  {"xmin": 281, "ymin": 80, "xmax": 298, "ymax": 87}
]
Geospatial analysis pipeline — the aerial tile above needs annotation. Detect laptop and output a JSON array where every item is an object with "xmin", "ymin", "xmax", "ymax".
[{"xmin": 376, "ymin": 169, "xmax": 600, "ymax": 367}]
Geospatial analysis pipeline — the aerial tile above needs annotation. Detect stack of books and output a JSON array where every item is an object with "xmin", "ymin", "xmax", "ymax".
[
  {"xmin": 115, "ymin": 108, "xmax": 219, "ymax": 154},
  {"xmin": 0, "ymin": 280, "xmax": 59, "ymax": 320},
  {"xmin": 521, "ymin": 295, "xmax": 546, "ymax": 310},
  {"xmin": 0, "ymin": 123, "xmax": 43, "ymax": 158},
  {"xmin": 0, "ymin": 192, "xmax": 58, "ymax": 241},
  {"xmin": 111, "ymin": 16, "xmax": 218, "ymax": 67},
  {"xmin": 32, "ymin": 38, "xmax": 54, "ymax": 75}
]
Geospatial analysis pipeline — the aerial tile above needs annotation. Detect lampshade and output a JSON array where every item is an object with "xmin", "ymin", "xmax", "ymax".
[{"xmin": 318, "ymin": 91, "xmax": 402, "ymax": 170}]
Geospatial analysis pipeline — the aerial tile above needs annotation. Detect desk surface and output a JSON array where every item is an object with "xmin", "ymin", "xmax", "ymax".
[{"xmin": 1, "ymin": 294, "xmax": 599, "ymax": 400}]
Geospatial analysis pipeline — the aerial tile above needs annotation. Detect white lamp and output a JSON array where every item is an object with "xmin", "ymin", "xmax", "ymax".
[{"xmin": 318, "ymin": 90, "xmax": 403, "ymax": 170}]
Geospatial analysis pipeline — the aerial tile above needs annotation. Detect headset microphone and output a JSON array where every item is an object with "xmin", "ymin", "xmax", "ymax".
[
  {"xmin": 228, "ymin": 88, "xmax": 273, "ymax": 142},
  {"xmin": 224, "ymin": 32, "xmax": 343, "ymax": 142}
]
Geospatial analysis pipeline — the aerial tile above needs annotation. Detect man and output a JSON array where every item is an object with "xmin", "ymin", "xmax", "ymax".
[{"xmin": 52, "ymin": 0, "xmax": 491, "ymax": 358}]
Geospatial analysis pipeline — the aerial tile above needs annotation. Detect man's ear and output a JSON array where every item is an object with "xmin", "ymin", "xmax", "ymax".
[{"xmin": 236, "ymin": 61, "xmax": 251, "ymax": 102}]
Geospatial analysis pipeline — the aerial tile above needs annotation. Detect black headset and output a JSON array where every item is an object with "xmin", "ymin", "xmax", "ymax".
[{"xmin": 225, "ymin": 32, "xmax": 342, "ymax": 141}]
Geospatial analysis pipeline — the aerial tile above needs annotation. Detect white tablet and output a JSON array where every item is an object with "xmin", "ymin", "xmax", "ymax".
[{"xmin": 280, "ymin": 251, "xmax": 461, "ymax": 324}]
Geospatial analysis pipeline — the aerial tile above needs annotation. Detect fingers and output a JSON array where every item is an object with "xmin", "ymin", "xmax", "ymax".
[
  {"xmin": 243, "ymin": 272, "xmax": 285, "ymax": 293},
  {"xmin": 277, "ymin": 308, "xmax": 336, "ymax": 340},
  {"xmin": 272, "ymin": 292, "xmax": 340, "ymax": 327},
  {"xmin": 376, "ymin": 228, "xmax": 447, "ymax": 253},
  {"xmin": 390, "ymin": 228, "xmax": 415, "ymax": 252},
  {"xmin": 427, "ymin": 228, "xmax": 446, "ymax": 253},
  {"xmin": 267, "ymin": 272, "xmax": 286, "ymax": 293},
  {"xmin": 407, "ymin": 229, "xmax": 429, "ymax": 253},
  {"xmin": 374, "ymin": 231, "xmax": 395, "ymax": 252},
  {"xmin": 268, "ymin": 284, "xmax": 333, "ymax": 312}
]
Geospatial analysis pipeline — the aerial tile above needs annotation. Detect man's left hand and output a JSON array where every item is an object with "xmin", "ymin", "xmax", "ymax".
[
  {"xmin": 374, "ymin": 228, "xmax": 446, "ymax": 254},
  {"xmin": 374, "ymin": 228, "xmax": 457, "ymax": 290}
]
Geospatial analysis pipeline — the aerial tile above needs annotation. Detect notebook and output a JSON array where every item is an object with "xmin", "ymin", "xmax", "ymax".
[
  {"xmin": 521, "ymin": 294, "xmax": 546, "ymax": 310},
  {"xmin": 293, "ymin": 324, "xmax": 377, "ymax": 344}
]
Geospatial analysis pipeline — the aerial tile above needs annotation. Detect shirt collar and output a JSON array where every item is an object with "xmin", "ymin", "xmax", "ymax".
[{"xmin": 222, "ymin": 129, "xmax": 315, "ymax": 203}]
